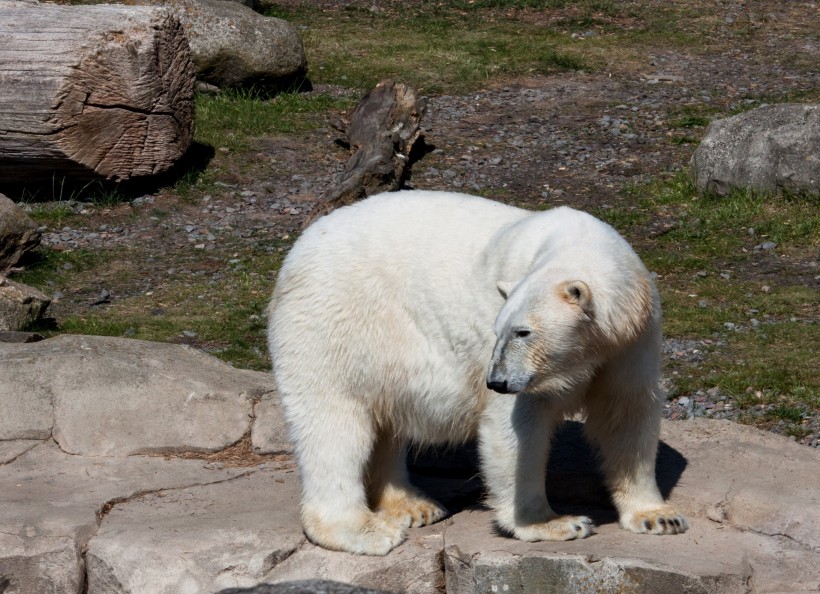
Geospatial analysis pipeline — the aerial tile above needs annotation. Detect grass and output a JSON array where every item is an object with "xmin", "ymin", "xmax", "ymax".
[
  {"xmin": 194, "ymin": 88, "xmax": 354, "ymax": 152},
  {"xmin": 22, "ymin": 243, "xmax": 290, "ymax": 370},
  {"xmin": 264, "ymin": 4, "xmax": 625, "ymax": 94}
]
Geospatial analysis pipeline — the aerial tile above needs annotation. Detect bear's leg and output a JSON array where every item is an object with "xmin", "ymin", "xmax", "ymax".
[
  {"xmin": 479, "ymin": 394, "xmax": 595, "ymax": 542},
  {"xmin": 366, "ymin": 429, "xmax": 448, "ymax": 529},
  {"xmin": 295, "ymin": 402, "xmax": 407, "ymax": 555},
  {"xmin": 584, "ymin": 342, "xmax": 688, "ymax": 536}
]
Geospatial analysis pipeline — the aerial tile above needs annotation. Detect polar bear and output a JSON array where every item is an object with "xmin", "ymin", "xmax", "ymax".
[{"xmin": 267, "ymin": 190, "xmax": 687, "ymax": 555}]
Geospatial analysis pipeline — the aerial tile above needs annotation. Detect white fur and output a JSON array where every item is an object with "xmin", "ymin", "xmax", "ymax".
[{"xmin": 268, "ymin": 190, "xmax": 687, "ymax": 555}]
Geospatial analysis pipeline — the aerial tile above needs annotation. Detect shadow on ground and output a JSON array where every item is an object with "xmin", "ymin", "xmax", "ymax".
[{"xmin": 408, "ymin": 420, "xmax": 687, "ymax": 528}]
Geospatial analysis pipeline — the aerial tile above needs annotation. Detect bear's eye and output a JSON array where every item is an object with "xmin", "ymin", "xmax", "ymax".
[{"xmin": 514, "ymin": 329, "xmax": 531, "ymax": 338}]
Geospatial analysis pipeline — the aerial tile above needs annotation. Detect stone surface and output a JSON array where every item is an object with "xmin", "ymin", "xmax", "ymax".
[
  {"xmin": 216, "ymin": 581, "xmax": 393, "ymax": 594},
  {"xmin": 251, "ymin": 395, "xmax": 292, "ymax": 454},
  {"xmin": 162, "ymin": 0, "xmax": 307, "ymax": 90},
  {"xmin": 0, "ymin": 439, "xmax": 41, "ymax": 464},
  {"xmin": 1, "ymin": 368, "xmax": 818, "ymax": 594},
  {"xmin": 0, "ymin": 193, "xmax": 40, "ymax": 272},
  {"xmin": 265, "ymin": 533, "xmax": 445, "ymax": 594},
  {"xmin": 0, "ymin": 442, "xmax": 249, "ymax": 594},
  {"xmin": 0, "ymin": 275, "xmax": 50, "ymax": 332},
  {"xmin": 690, "ymin": 103, "xmax": 820, "ymax": 196},
  {"xmin": 86, "ymin": 470, "xmax": 304, "ymax": 594},
  {"xmin": 0, "ymin": 330, "xmax": 45, "ymax": 343},
  {"xmin": 0, "ymin": 334, "xmax": 276, "ymax": 456}
]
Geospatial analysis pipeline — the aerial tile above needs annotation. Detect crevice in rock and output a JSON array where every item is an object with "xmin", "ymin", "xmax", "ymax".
[
  {"xmin": 261, "ymin": 539, "xmax": 304, "ymax": 574},
  {"xmin": 94, "ymin": 470, "xmax": 257, "ymax": 524},
  {"xmin": 143, "ymin": 430, "xmax": 295, "ymax": 469},
  {"xmin": 733, "ymin": 524, "xmax": 809, "ymax": 550},
  {"xmin": 77, "ymin": 470, "xmax": 262, "ymax": 593},
  {"xmin": 0, "ymin": 438, "xmax": 49, "ymax": 465}
]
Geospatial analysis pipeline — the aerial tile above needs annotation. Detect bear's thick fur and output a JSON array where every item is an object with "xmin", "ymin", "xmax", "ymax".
[{"xmin": 268, "ymin": 190, "xmax": 687, "ymax": 555}]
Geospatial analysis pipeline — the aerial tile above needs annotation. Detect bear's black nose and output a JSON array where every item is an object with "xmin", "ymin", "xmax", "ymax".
[{"xmin": 487, "ymin": 379, "xmax": 510, "ymax": 394}]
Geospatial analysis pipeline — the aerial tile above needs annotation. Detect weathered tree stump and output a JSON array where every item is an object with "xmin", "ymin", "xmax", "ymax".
[
  {"xmin": 302, "ymin": 80, "xmax": 426, "ymax": 228},
  {"xmin": 0, "ymin": 2, "xmax": 195, "ymax": 182}
]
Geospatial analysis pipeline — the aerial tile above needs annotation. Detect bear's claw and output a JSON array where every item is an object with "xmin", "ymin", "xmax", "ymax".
[
  {"xmin": 513, "ymin": 515, "xmax": 596, "ymax": 542},
  {"xmin": 622, "ymin": 506, "xmax": 689, "ymax": 535}
]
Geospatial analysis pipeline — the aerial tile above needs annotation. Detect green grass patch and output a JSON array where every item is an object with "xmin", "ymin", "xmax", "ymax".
[
  {"xmin": 14, "ymin": 248, "xmax": 111, "ymax": 288},
  {"xmin": 194, "ymin": 89, "xmax": 354, "ymax": 151},
  {"xmin": 23, "ymin": 243, "xmax": 292, "ymax": 370},
  {"xmin": 607, "ymin": 173, "xmax": 820, "ymax": 420},
  {"xmin": 265, "ymin": 5, "xmax": 598, "ymax": 94}
]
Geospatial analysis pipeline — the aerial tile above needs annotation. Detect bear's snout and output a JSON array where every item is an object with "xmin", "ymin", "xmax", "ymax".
[{"xmin": 486, "ymin": 378, "xmax": 511, "ymax": 394}]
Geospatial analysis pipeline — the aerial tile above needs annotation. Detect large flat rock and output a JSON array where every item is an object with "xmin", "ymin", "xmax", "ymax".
[
  {"xmin": 86, "ymin": 469, "xmax": 305, "ymax": 594},
  {"xmin": 443, "ymin": 508, "xmax": 817, "ymax": 594},
  {"xmin": 0, "ymin": 334, "xmax": 277, "ymax": 456},
  {"xmin": 86, "ymin": 467, "xmax": 444, "ymax": 594},
  {"xmin": 265, "ymin": 531, "xmax": 446, "ymax": 594},
  {"xmin": 660, "ymin": 419, "xmax": 820, "ymax": 552},
  {"xmin": 0, "ymin": 442, "xmax": 251, "ymax": 594},
  {"xmin": 2, "ymin": 407, "xmax": 817, "ymax": 593}
]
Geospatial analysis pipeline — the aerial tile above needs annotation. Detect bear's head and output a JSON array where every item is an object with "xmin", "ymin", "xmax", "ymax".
[{"xmin": 486, "ymin": 268, "xmax": 654, "ymax": 396}]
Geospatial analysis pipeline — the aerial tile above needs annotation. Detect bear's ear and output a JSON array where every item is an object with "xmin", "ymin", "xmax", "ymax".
[
  {"xmin": 496, "ymin": 280, "xmax": 515, "ymax": 300},
  {"xmin": 559, "ymin": 280, "xmax": 592, "ymax": 311}
]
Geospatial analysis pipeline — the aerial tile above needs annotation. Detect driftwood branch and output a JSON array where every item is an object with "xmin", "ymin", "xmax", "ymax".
[
  {"xmin": 0, "ymin": 2, "xmax": 195, "ymax": 182},
  {"xmin": 302, "ymin": 80, "xmax": 426, "ymax": 228}
]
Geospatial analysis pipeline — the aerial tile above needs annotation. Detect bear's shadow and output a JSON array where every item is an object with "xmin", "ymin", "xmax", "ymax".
[{"xmin": 406, "ymin": 420, "xmax": 687, "ymax": 527}]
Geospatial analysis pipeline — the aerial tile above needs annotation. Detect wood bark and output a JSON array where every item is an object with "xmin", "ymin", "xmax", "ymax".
[
  {"xmin": 302, "ymin": 79, "xmax": 426, "ymax": 228},
  {"xmin": 0, "ymin": 2, "xmax": 195, "ymax": 182}
]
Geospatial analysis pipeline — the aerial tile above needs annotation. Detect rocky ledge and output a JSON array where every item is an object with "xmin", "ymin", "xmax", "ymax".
[{"xmin": 1, "ymin": 335, "xmax": 818, "ymax": 593}]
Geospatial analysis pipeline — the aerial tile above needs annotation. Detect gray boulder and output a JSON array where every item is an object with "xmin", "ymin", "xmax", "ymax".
[
  {"xmin": 0, "ymin": 193, "xmax": 40, "ymax": 272},
  {"xmin": 0, "ymin": 275, "xmax": 50, "ymax": 332},
  {"xmin": 0, "ymin": 334, "xmax": 277, "ymax": 455},
  {"xmin": 690, "ymin": 103, "xmax": 819, "ymax": 196},
  {"xmin": 169, "ymin": 0, "xmax": 307, "ymax": 90}
]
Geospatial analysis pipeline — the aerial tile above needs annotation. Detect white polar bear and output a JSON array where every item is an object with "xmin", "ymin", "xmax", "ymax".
[{"xmin": 268, "ymin": 190, "xmax": 687, "ymax": 555}]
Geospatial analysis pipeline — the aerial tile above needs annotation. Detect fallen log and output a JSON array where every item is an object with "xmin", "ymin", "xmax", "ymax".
[
  {"xmin": 0, "ymin": 2, "xmax": 195, "ymax": 183},
  {"xmin": 302, "ymin": 80, "xmax": 426, "ymax": 228}
]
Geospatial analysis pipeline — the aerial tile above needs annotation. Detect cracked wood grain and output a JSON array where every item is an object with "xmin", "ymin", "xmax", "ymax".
[{"xmin": 0, "ymin": 3, "xmax": 195, "ymax": 182}]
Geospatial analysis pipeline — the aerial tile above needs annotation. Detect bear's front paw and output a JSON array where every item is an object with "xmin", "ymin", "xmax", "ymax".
[
  {"xmin": 303, "ymin": 511, "xmax": 406, "ymax": 555},
  {"xmin": 513, "ymin": 515, "xmax": 595, "ymax": 542},
  {"xmin": 621, "ymin": 506, "xmax": 688, "ymax": 535}
]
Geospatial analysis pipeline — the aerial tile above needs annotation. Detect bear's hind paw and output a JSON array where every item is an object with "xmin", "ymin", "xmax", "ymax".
[
  {"xmin": 513, "ymin": 515, "xmax": 595, "ymax": 542},
  {"xmin": 376, "ymin": 490, "xmax": 448, "ymax": 529},
  {"xmin": 621, "ymin": 506, "xmax": 688, "ymax": 535}
]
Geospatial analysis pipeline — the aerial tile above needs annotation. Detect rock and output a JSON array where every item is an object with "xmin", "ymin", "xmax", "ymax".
[
  {"xmin": 0, "ymin": 334, "xmax": 277, "ymax": 455},
  {"xmin": 0, "ymin": 330, "xmax": 45, "ymax": 343},
  {"xmin": 251, "ymin": 395, "xmax": 292, "ymax": 454},
  {"xmin": 1, "ymin": 416, "xmax": 819, "ymax": 593},
  {"xmin": 0, "ymin": 275, "xmax": 51, "ymax": 332},
  {"xmin": 85, "ymin": 471, "xmax": 305, "ymax": 594},
  {"xmin": 265, "ymin": 533, "xmax": 445, "ymax": 594},
  {"xmin": 690, "ymin": 104, "xmax": 820, "ymax": 196},
  {"xmin": 161, "ymin": 0, "xmax": 307, "ymax": 90},
  {"xmin": 0, "ymin": 442, "xmax": 249, "ymax": 594},
  {"xmin": 443, "ymin": 419, "xmax": 820, "ymax": 594},
  {"xmin": 0, "ymin": 193, "xmax": 41, "ymax": 272},
  {"xmin": 0, "ymin": 439, "xmax": 40, "ymax": 463},
  {"xmin": 216, "ymin": 581, "xmax": 393, "ymax": 594}
]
